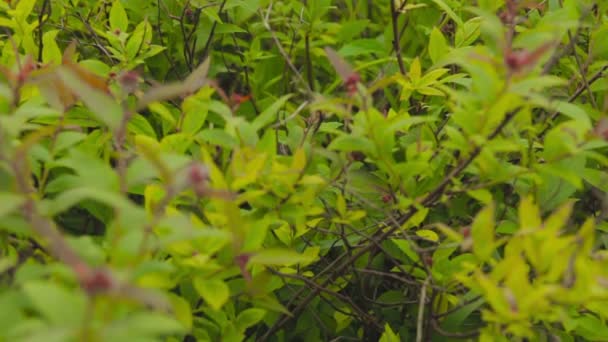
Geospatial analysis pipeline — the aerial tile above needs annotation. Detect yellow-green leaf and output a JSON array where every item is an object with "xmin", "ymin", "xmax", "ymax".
[
  {"xmin": 472, "ymin": 202, "xmax": 495, "ymax": 261},
  {"xmin": 518, "ymin": 196, "xmax": 541, "ymax": 230},
  {"xmin": 416, "ymin": 229, "xmax": 439, "ymax": 242},
  {"xmin": 110, "ymin": 0, "xmax": 129, "ymax": 32},
  {"xmin": 193, "ymin": 277, "xmax": 230, "ymax": 311}
]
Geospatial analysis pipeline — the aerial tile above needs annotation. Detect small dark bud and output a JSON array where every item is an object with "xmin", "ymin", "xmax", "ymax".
[
  {"xmin": 345, "ymin": 73, "xmax": 361, "ymax": 96},
  {"xmin": 235, "ymin": 254, "xmax": 252, "ymax": 282},
  {"xmin": 74, "ymin": 263, "xmax": 114, "ymax": 295},
  {"xmin": 118, "ymin": 70, "xmax": 140, "ymax": 94},
  {"xmin": 187, "ymin": 163, "xmax": 209, "ymax": 197},
  {"xmin": 348, "ymin": 151, "xmax": 365, "ymax": 162},
  {"xmin": 594, "ymin": 118, "xmax": 608, "ymax": 140},
  {"xmin": 423, "ymin": 254, "xmax": 433, "ymax": 267},
  {"xmin": 188, "ymin": 163, "xmax": 209, "ymax": 184}
]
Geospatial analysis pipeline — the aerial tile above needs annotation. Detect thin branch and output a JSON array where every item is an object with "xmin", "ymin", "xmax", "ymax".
[
  {"xmin": 539, "ymin": 64, "xmax": 608, "ymax": 137},
  {"xmin": 305, "ymin": 32, "xmax": 314, "ymax": 90},
  {"xmin": 199, "ymin": 0, "xmax": 228, "ymax": 65},
  {"xmin": 37, "ymin": 0, "xmax": 51, "ymax": 62},
  {"xmin": 261, "ymin": 2, "xmax": 313, "ymax": 97},
  {"xmin": 541, "ymin": 9, "xmax": 589, "ymax": 75},
  {"xmin": 156, "ymin": 0, "xmax": 180, "ymax": 80},
  {"xmin": 567, "ymin": 29, "xmax": 597, "ymax": 109},
  {"xmin": 416, "ymin": 276, "xmax": 430, "ymax": 342},
  {"xmin": 390, "ymin": 0, "xmax": 407, "ymax": 75},
  {"xmin": 258, "ymin": 107, "xmax": 522, "ymax": 341},
  {"xmin": 267, "ymin": 269, "xmax": 383, "ymax": 331}
]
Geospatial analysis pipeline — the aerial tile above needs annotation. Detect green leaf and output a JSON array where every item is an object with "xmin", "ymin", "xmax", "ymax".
[
  {"xmin": 181, "ymin": 97, "xmax": 209, "ymax": 135},
  {"xmin": 429, "ymin": 27, "xmax": 449, "ymax": 64},
  {"xmin": 338, "ymin": 39, "xmax": 385, "ymax": 57},
  {"xmin": 128, "ymin": 113, "xmax": 157, "ymax": 139},
  {"xmin": 430, "ymin": 0, "xmax": 463, "ymax": 26},
  {"xmin": 440, "ymin": 293, "xmax": 485, "ymax": 332},
  {"xmin": 104, "ymin": 312, "xmax": 184, "ymax": 339},
  {"xmin": 110, "ymin": 0, "xmax": 129, "ymax": 32},
  {"xmin": 235, "ymin": 308, "xmax": 266, "ymax": 333},
  {"xmin": 22, "ymin": 281, "xmax": 86, "ymax": 326},
  {"xmin": 250, "ymin": 295, "xmax": 292, "ymax": 316},
  {"xmin": 42, "ymin": 30, "xmax": 62, "ymax": 64},
  {"xmin": 57, "ymin": 66, "xmax": 122, "ymax": 131},
  {"xmin": 249, "ymin": 249, "xmax": 313, "ymax": 266},
  {"xmin": 590, "ymin": 25, "xmax": 608, "ymax": 59},
  {"xmin": 160, "ymin": 133, "xmax": 193, "ymax": 153},
  {"xmin": 198, "ymin": 128, "xmax": 238, "ymax": 148},
  {"xmin": 416, "ymin": 229, "xmax": 439, "ymax": 242},
  {"xmin": 215, "ymin": 23, "xmax": 247, "ymax": 34},
  {"xmin": 136, "ymin": 57, "xmax": 210, "ymax": 111},
  {"xmin": 251, "ymin": 95, "xmax": 292, "ymax": 131},
  {"xmin": 66, "ymin": 236, "xmax": 105, "ymax": 266},
  {"xmin": 148, "ymin": 102, "xmax": 177, "ymax": 127},
  {"xmin": 44, "ymin": 187, "xmax": 137, "ymax": 216},
  {"xmin": 471, "ymin": 202, "xmax": 495, "ymax": 261},
  {"xmin": 391, "ymin": 239, "xmax": 420, "ymax": 262},
  {"xmin": 168, "ymin": 294, "xmax": 193, "ymax": 330},
  {"xmin": 328, "ymin": 135, "xmax": 373, "ymax": 154},
  {"xmin": 125, "ymin": 23, "xmax": 145, "ymax": 60},
  {"xmin": 0, "ymin": 193, "xmax": 24, "ymax": 219},
  {"xmin": 54, "ymin": 131, "xmax": 87, "ymax": 153},
  {"xmin": 337, "ymin": 19, "xmax": 370, "ymax": 42},
  {"xmin": 553, "ymin": 101, "xmax": 591, "ymax": 129},
  {"xmin": 379, "ymin": 323, "xmax": 400, "ymax": 342},
  {"xmin": 193, "ymin": 278, "xmax": 230, "ymax": 311},
  {"xmin": 518, "ymin": 196, "xmax": 541, "ymax": 230},
  {"xmin": 574, "ymin": 314, "xmax": 608, "ymax": 341},
  {"xmin": 55, "ymin": 148, "xmax": 119, "ymax": 191},
  {"xmin": 467, "ymin": 189, "xmax": 493, "ymax": 205}
]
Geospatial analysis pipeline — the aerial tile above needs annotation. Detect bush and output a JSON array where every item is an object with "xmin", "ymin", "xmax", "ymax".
[{"xmin": 1, "ymin": 0, "xmax": 608, "ymax": 341}]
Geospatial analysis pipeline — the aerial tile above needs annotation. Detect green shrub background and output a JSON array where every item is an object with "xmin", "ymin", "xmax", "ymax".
[{"xmin": 1, "ymin": 0, "xmax": 608, "ymax": 341}]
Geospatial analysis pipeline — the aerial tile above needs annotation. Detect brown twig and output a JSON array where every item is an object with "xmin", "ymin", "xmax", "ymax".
[
  {"xmin": 305, "ymin": 32, "xmax": 314, "ymax": 90},
  {"xmin": 258, "ymin": 107, "xmax": 522, "ymax": 341},
  {"xmin": 416, "ymin": 276, "xmax": 430, "ymax": 342},
  {"xmin": 390, "ymin": 0, "xmax": 407, "ymax": 75},
  {"xmin": 267, "ymin": 269, "xmax": 383, "ymax": 331},
  {"xmin": 37, "ymin": 0, "xmax": 52, "ymax": 62},
  {"xmin": 539, "ymin": 64, "xmax": 608, "ymax": 137},
  {"xmin": 261, "ymin": 2, "xmax": 313, "ymax": 97},
  {"xmin": 199, "ymin": 0, "xmax": 228, "ymax": 65}
]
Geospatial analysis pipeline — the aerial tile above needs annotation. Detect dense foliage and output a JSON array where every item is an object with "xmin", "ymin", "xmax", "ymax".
[{"xmin": 2, "ymin": 0, "xmax": 608, "ymax": 341}]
